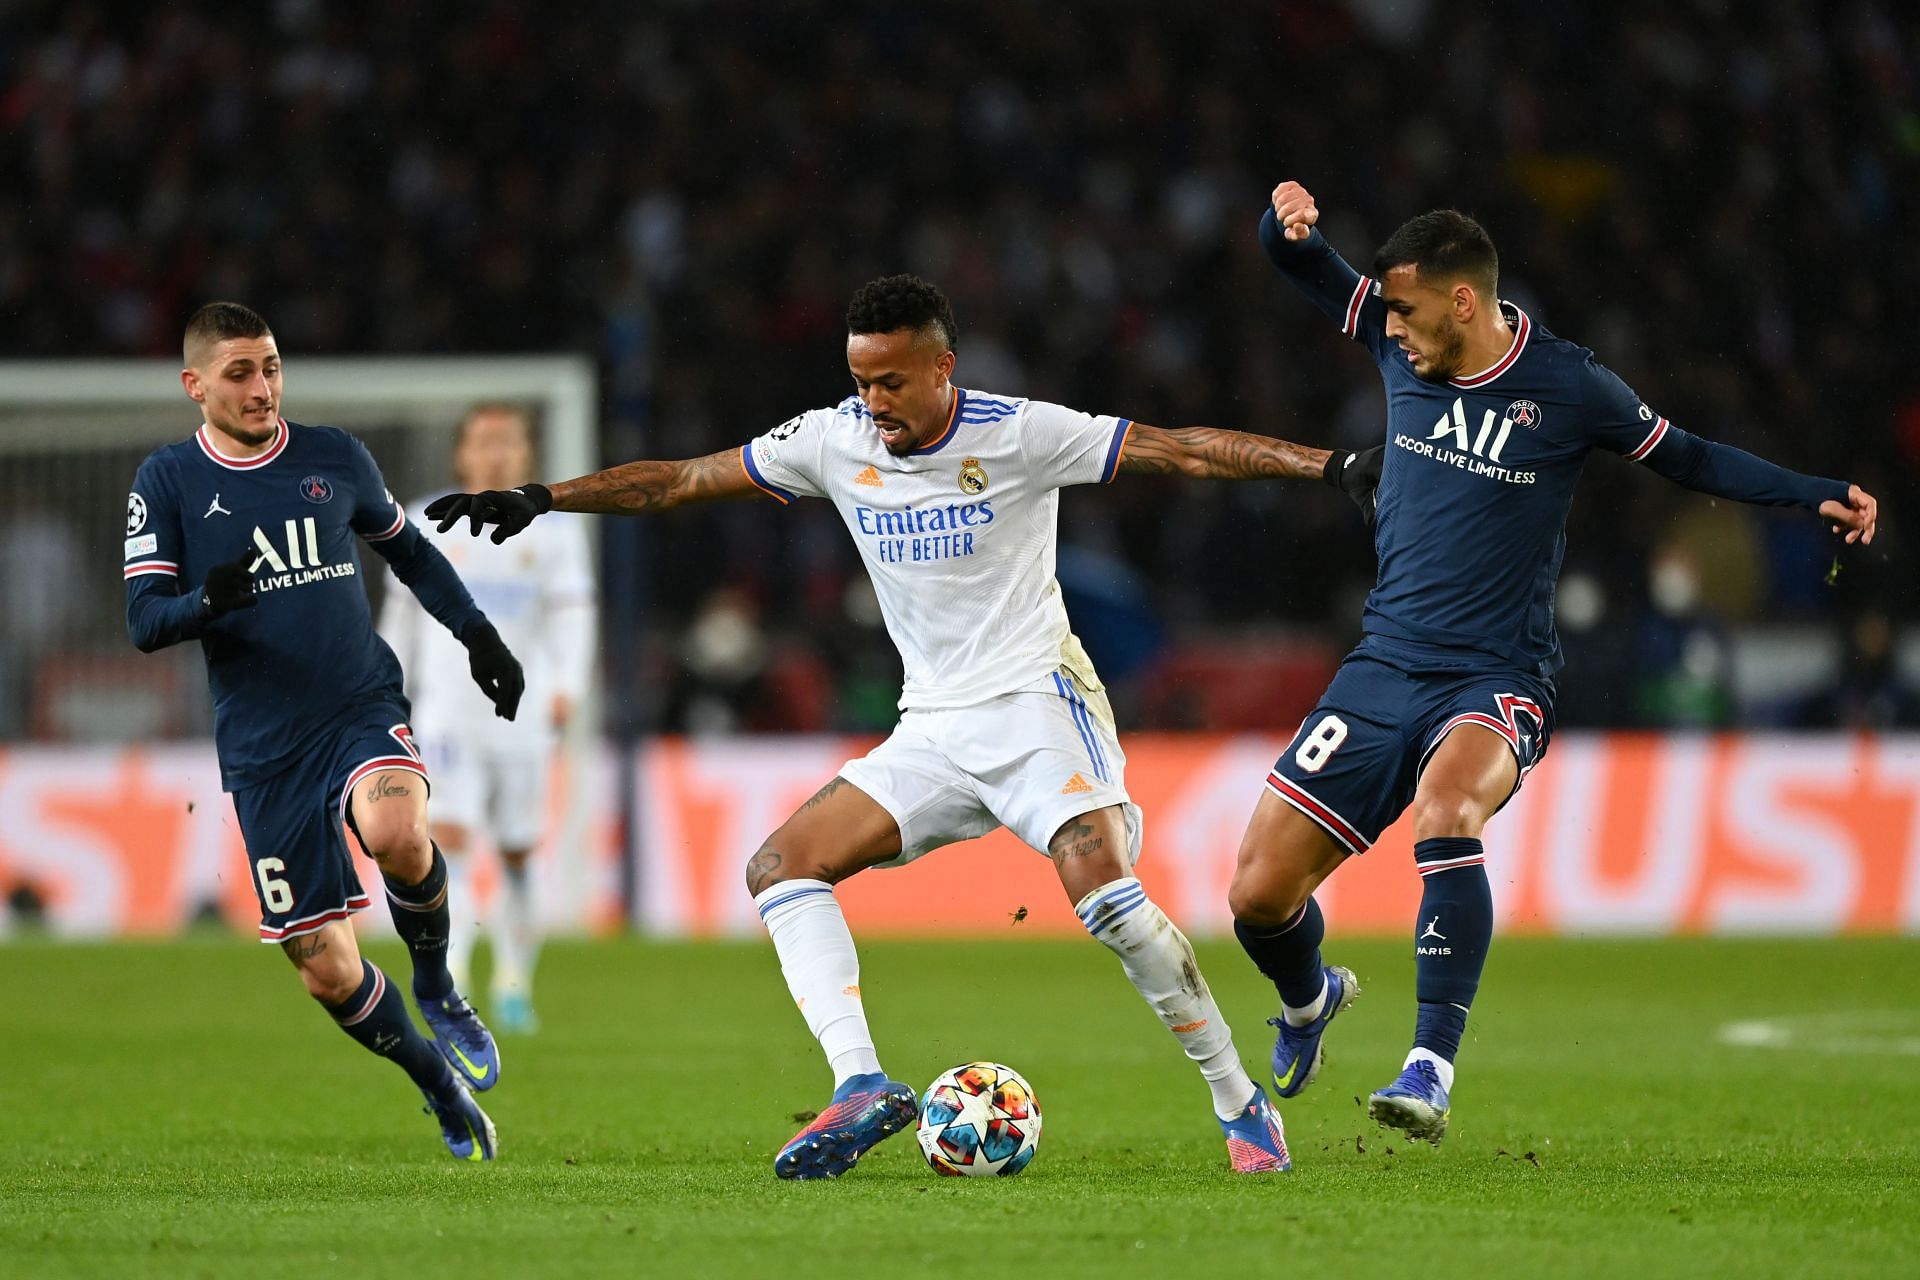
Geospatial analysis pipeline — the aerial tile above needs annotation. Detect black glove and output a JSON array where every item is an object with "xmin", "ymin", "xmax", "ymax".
[
  {"xmin": 425, "ymin": 484, "xmax": 552, "ymax": 544},
  {"xmin": 1321, "ymin": 445, "xmax": 1385, "ymax": 526},
  {"xmin": 461, "ymin": 620, "xmax": 525, "ymax": 720},
  {"xmin": 199, "ymin": 551, "xmax": 259, "ymax": 619}
]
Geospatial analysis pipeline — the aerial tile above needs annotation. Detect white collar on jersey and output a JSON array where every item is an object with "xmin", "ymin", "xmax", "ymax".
[
  {"xmin": 196, "ymin": 418, "xmax": 290, "ymax": 470},
  {"xmin": 1449, "ymin": 302, "xmax": 1532, "ymax": 390}
]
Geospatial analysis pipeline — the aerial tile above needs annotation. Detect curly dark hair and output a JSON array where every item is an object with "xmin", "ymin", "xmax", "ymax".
[
  {"xmin": 1372, "ymin": 210, "xmax": 1499, "ymax": 297},
  {"xmin": 845, "ymin": 274, "xmax": 957, "ymax": 349}
]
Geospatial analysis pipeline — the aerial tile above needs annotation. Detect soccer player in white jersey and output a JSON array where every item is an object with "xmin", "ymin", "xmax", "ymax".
[
  {"xmin": 429, "ymin": 276, "xmax": 1375, "ymax": 1178},
  {"xmin": 381, "ymin": 404, "xmax": 597, "ymax": 1033}
]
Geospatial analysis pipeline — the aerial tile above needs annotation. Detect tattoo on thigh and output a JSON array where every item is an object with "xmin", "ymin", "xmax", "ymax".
[
  {"xmin": 281, "ymin": 933, "xmax": 328, "ymax": 961},
  {"xmin": 801, "ymin": 777, "xmax": 848, "ymax": 810},
  {"xmin": 367, "ymin": 773, "xmax": 410, "ymax": 803},
  {"xmin": 1049, "ymin": 820, "xmax": 1104, "ymax": 864},
  {"xmin": 746, "ymin": 845, "xmax": 784, "ymax": 895}
]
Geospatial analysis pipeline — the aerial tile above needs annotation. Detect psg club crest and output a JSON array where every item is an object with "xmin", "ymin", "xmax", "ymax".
[
  {"xmin": 300, "ymin": 475, "xmax": 334, "ymax": 504},
  {"xmin": 1506, "ymin": 400, "xmax": 1542, "ymax": 430},
  {"xmin": 959, "ymin": 457, "xmax": 989, "ymax": 495}
]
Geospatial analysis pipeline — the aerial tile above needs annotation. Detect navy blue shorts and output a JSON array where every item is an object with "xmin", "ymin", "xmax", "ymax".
[
  {"xmin": 1265, "ymin": 636, "xmax": 1555, "ymax": 855},
  {"xmin": 230, "ymin": 702, "xmax": 428, "ymax": 943}
]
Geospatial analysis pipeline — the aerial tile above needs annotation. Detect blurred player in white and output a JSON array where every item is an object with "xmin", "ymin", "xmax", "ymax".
[
  {"xmin": 381, "ymin": 404, "xmax": 596, "ymax": 1033},
  {"xmin": 429, "ymin": 276, "xmax": 1376, "ymax": 1179}
]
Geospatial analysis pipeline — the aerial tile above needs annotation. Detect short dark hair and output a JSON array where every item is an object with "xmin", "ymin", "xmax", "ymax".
[
  {"xmin": 183, "ymin": 301, "xmax": 272, "ymax": 365},
  {"xmin": 846, "ymin": 274, "xmax": 957, "ymax": 350},
  {"xmin": 1372, "ymin": 210, "xmax": 1499, "ymax": 298}
]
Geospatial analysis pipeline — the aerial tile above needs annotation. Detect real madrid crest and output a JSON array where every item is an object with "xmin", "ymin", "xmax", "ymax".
[{"xmin": 958, "ymin": 456, "xmax": 989, "ymax": 495}]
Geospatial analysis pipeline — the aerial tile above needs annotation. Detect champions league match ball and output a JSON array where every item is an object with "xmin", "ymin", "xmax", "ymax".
[{"xmin": 915, "ymin": 1062, "xmax": 1042, "ymax": 1177}]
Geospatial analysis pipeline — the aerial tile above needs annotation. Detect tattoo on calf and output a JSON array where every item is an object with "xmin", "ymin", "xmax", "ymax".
[{"xmin": 746, "ymin": 845, "xmax": 784, "ymax": 895}]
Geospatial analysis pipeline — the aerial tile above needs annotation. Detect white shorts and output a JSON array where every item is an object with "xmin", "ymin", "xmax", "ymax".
[
  {"xmin": 419, "ymin": 736, "xmax": 550, "ymax": 851},
  {"xmin": 840, "ymin": 667, "xmax": 1143, "ymax": 869}
]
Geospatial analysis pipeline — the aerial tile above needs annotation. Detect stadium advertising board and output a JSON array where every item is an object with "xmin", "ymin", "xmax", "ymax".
[
  {"xmin": 4, "ymin": 734, "xmax": 1918, "ymax": 938},
  {"xmin": 636, "ymin": 733, "xmax": 1920, "ymax": 938},
  {"xmin": 0, "ymin": 744, "xmax": 620, "ymax": 938}
]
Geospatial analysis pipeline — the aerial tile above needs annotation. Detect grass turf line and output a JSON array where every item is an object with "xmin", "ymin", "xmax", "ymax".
[{"xmin": 1, "ymin": 936, "xmax": 1916, "ymax": 1279}]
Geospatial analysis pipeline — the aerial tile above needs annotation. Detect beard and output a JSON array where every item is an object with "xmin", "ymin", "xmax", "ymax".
[{"xmin": 1414, "ymin": 320, "xmax": 1468, "ymax": 383}]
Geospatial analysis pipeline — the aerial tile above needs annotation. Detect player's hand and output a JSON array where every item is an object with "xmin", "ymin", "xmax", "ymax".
[
  {"xmin": 1820, "ymin": 483, "xmax": 1877, "ymax": 545},
  {"xmin": 462, "ymin": 620, "xmax": 525, "ymax": 720},
  {"xmin": 1271, "ymin": 181, "xmax": 1319, "ymax": 242},
  {"xmin": 199, "ymin": 551, "xmax": 259, "ymax": 619},
  {"xmin": 1321, "ymin": 445, "xmax": 1385, "ymax": 526},
  {"xmin": 425, "ymin": 484, "xmax": 553, "ymax": 544}
]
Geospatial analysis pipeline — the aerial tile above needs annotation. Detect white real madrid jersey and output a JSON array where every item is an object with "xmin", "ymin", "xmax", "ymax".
[
  {"xmin": 379, "ymin": 499, "xmax": 597, "ymax": 742},
  {"xmin": 743, "ymin": 387, "xmax": 1132, "ymax": 710}
]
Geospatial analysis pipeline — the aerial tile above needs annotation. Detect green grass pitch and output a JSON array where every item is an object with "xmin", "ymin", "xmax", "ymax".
[{"xmin": 2, "ymin": 935, "xmax": 1916, "ymax": 1278}]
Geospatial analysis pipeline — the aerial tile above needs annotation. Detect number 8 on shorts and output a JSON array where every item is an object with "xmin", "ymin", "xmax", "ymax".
[{"xmin": 1294, "ymin": 715, "xmax": 1348, "ymax": 772}]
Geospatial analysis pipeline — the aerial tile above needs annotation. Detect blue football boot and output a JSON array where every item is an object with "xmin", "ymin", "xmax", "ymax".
[
  {"xmin": 424, "ymin": 1080, "xmax": 498, "ymax": 1162},
  {"xmin": 1266, "ymin": 964, "xmax": 1359, "ymax": 1098},
  {"xmin": 1218, "ymin": 1085, "xmax": 1291, "ymax": 1173},
  {"xmin": 1367, "ymin": 1058, "xmax": 1451, "ymax": 1144},
  {"xmin": 418, "ymin": 990, "xmax": 502, "ymax": 1092},
  {"xmin": 774, "ymin": 1072, "xmax": 917, "ymax": 1180},
  {"xmin": 492, "ymin": 990, "xmax": 540, "ymax": 1036}
]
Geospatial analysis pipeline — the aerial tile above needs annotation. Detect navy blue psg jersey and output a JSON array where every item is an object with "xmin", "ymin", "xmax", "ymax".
[
  {"xmin": 1261, "ymin": 210, "xmax": 1848, "ymax": 676},
  {"xmin": 124, "ymin": 419, "xmax": 484, "ymax": 789}
]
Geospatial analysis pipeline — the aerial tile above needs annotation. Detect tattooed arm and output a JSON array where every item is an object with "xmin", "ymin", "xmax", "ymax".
[
  {"xmin": 1115, "ymin": 424, "xmax": 1332, "ymax": 481},
  {"xmin": 551, "ymin": 448, "xmax": 760, "ymax": 515}
]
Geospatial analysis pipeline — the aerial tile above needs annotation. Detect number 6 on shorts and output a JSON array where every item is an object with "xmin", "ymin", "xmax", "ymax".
[
  {"xmin": 256, "ymin": 856, "xmax": 295, "ymax": 914},
  {"xmin": 1294, "ymin": 714, "xmax": 1349, "ymax": 773}
]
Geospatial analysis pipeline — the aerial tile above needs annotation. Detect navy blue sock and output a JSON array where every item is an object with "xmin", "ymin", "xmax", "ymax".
[
  {"xmin": 1233, "ymin": 896, "xmax": 1326, "ymax": 1009},
  {"xmin": 383, "ymin": 845, "xmax": 454, "ymax": 1002},
  {"xmin": 1412, "ymin": 837, "xmax": 1493, "ymax": 1062},
  {"xmin": 327, "ymin": 960, "xmax": 455, "ymax": 1096}
]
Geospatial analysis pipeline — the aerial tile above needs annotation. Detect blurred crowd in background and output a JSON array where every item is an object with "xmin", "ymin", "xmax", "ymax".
[{"xmin": 3, "ymin": 0, "xmax": 1916, "ymax": 738}]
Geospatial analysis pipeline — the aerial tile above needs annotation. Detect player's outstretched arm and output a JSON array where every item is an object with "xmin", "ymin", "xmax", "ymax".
[
  {"xmin": 425, "ymin": 449, "xmax": 756, "ymax": 542},
  {"xmin": 1637, "ymin": 425, "xmax": 1877, "ymax": 545},
  {"xmin": 1116, "ymin": 424, "xmax": 1331, "ymax": 482}
]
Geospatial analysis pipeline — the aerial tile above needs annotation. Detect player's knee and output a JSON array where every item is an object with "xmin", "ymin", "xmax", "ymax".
[
  {"xmin": 1409, "ymin": 788, "xmax": 1486, "ymax": 840},
  {"xmin": 744, "ymin": 830, "xmax": 861, "ymax": 895},
  {"xmin": 360, "ymin": 814, "xmax": 432, "ymax": 874},
  {"xmin": 296, "ymin": 954, "xmax": 362, "ymax": 1007},
  {"xmin": 1228, "ymin": 868, "xmax": 1309, "ymax": 927}
]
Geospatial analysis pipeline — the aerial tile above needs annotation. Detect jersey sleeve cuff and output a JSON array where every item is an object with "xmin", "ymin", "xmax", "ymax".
[
  {"xmin": 361, "ymin": 504, "xmax": 407, "ymax": 541},
  {"xmin": 1100, "ymin": 419, "xmax": 1134, "ymax": 484},
  {"xmin": 740, "ymin": 444, "xmax": 797, "ymax": 505},
  {"xmin": 1625, "ymin": 416, "xmax": 1670, "ymax": 462}
]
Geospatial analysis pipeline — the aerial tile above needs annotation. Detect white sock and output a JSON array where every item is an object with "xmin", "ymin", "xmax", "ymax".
[
  {"xmin": 1076, "ymin": 877, "xmax": 1256, "ymax": 1119},
  {"xmin": 755, "ymin": 879, "xmax": 883, "ymax": 1088},
  {"xmin": 442, "ymin": 851, "xmax": 475, "ymax": 994},
  {"xmin": 492, "ymin": 859, "xmax": 539, "ymax": 998},
  {"xmin": 1405, "ymin": 1047, "xmax": 1456, "ymax": 1093},
  {"xmin": 1282, "ymin": 973, "xmax": 1329, "ymax": 1027}
]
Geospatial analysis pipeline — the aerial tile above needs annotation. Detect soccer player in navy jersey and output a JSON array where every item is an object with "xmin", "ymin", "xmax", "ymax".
[
  {"xmin": 123, "ymin": 302, "xmax": 527, "ymax": 1160},
  {"xmin": 1230, "ymin": 181, "xmax": 1878, "ymax": 1144}
]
